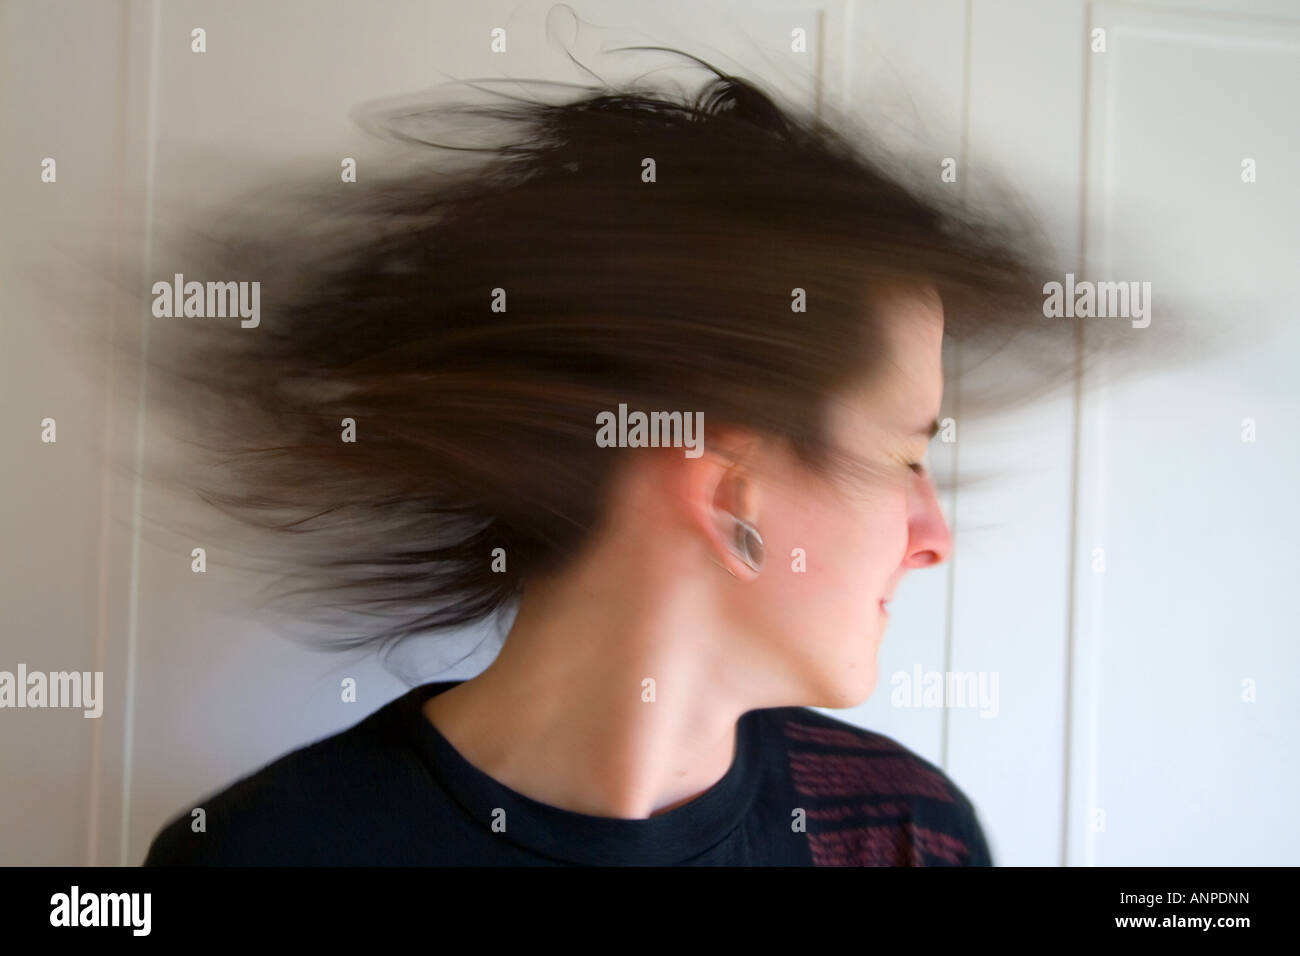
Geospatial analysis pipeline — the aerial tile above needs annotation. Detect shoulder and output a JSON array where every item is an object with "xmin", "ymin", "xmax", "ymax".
[
  {"xmin": 142, "ymin": 700, "xmax": 429, "ymax": 865},
  {"xmin": 758, "ymin": 705, "xmax": 994, "ymax": 866}
]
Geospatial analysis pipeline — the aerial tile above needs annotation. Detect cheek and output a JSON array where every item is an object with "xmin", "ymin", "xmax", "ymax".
[{"xmin": 762, "ymin": 485, "xmax": 909, "ymax": 625}]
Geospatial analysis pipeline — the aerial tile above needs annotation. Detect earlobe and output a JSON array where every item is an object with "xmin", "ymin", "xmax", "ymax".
[
  {"xmin": 710, "ymin": 504, "xmax": 764, "ymax": 575},
  {"xmin": 729, "ymin": 514, "xmax": 765, "ymax": 572},
  {"xmin": 698, "ymin": 438, "xmax": 765, "ymax": 578}
]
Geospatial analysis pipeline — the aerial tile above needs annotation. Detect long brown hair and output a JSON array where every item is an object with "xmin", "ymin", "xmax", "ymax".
[{"xmin": 115, "ymin": 55, "xmax": 1172, "ymax": 661}]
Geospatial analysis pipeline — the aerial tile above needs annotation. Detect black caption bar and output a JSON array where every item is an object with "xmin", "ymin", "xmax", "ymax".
[{"xmin": 0, "ymin": 865, "xmax": 1278, "ymax": 942}]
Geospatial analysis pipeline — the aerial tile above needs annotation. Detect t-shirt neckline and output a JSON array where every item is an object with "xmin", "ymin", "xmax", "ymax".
[{"xmin": 392, "ymin": 680, "xmax": 765, "ymax": 866}]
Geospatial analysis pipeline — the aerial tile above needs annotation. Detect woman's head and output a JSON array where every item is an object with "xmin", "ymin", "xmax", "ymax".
[
  {"xmin": 135, "ymin": 62, "xmax": 1068, "ymax": 693},
  {"xmin": 559, "ymin": 279, "xmax": 952, "ymax": 707}
]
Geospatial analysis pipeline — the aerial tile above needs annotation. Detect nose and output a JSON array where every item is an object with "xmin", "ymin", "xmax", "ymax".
[{"xmin": 903, "ymin": 472, "xmax": 952, "ymax": 569}]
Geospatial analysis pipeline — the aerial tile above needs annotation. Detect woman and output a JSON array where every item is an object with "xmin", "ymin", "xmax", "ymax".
[{"xmin": 139, "ymin": 61, "xmax": 1075, "ymax": 866}]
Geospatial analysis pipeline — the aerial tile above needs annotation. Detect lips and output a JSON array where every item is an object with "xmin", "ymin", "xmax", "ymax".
[{"xmin": 879, "ymin": 581, "xmax": 899, "ymax": 616}]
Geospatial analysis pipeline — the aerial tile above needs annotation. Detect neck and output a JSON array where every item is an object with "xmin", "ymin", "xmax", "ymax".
[{"xmin": 422, "ymin": 539, "xmax": 754, "ymax": 820}]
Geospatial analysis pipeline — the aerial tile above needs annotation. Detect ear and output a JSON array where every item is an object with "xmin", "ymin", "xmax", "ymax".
[{"xmin": 682, "ymin": 428, "xmax": 765, "ymax": 582}]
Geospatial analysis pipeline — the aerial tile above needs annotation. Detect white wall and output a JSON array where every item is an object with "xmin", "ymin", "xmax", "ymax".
[{"xmin": 1, "ymin": 0, "xmax": 1296, "ymax": 866}]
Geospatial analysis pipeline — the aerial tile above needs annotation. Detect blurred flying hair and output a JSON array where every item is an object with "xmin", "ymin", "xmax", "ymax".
[{"xmin": 88, "ymin": 49, "xmax": 1195, "ymax": 663}]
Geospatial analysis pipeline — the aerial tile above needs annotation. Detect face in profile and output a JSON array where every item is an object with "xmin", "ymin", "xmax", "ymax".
[{"xmin": 729, "ymin": 285, "xmax": 952, "ymax": 709}]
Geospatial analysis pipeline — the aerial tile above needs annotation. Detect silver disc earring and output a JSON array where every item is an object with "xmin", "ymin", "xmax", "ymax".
[{"xmin": 732, "ymin": 516, "xmax": 765, "ymax": 573}]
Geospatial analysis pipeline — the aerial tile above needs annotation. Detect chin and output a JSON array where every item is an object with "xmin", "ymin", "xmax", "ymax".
[{"xmin": 807, "ymin": 662, "xmax": 879, "ymax": 709}]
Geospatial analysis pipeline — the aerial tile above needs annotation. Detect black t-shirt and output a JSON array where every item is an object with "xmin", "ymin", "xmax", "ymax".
[{"xmin": 143, "ymin": 680, "xmax": 994, "ymax": 866}]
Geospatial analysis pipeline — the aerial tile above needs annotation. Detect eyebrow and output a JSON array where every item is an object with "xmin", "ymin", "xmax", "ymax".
[{"xmin": 912, "ymin": 418, "xmax": 941, "ymax": 439}]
